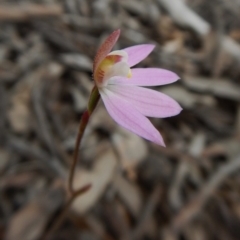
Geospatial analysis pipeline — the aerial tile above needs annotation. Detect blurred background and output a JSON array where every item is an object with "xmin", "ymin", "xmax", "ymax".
[{"xmin": 0, "ymin": 0, "xmax": 240, "ymax": 239}]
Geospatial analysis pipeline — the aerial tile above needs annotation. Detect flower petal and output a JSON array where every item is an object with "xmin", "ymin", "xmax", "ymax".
[
  {"xmin": 93, "ymin": 29, "xmax": 121, "ymax": 72},
  {"xmin": 109, "ymin": 68, "xmax": 180, "ymax": 86},
  {"xmin": 123, "ymin": 44, "xmax": 155, "ymax": 67},
  {"xmin": 99, "ymin": 88, "xmax": 165, "ymax": 146},
  {"xmin": 107, "ymin": 85, "xmax": 182, "ymax": 118}
]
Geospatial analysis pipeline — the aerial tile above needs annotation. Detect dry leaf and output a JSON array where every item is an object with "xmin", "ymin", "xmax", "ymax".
[
  {"xmin": 5, "ymin": 187, "xmax": 64, "ymax": 240},
  {"xmin": 113, "ymin": 174, "xmax": 143, "ymax": 217},
  {"xmin": 72, "ymin": 147, "xmax": 117, "ymax": 214}
]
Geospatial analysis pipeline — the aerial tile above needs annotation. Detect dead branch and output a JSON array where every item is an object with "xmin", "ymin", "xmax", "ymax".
[
  {"xmin": 170, "ymin": 154, "xmax": 240, "ymax": 232},
  {"xmin": 157, "ymin": 0, "xmax": 210, "ymax": 36},
  {"xmin": 0, "ymin": 4, "xmax": 63, "ymax": 21},
  {"xmin": 158, "ymin": 0, "xmax": 240, "ymax": 61}
]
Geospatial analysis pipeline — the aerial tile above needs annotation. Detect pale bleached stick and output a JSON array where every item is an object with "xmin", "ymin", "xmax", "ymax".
[
  {"xmin": 171, "ymin": 154, "xmax": 240, "ymax": 231},
  {"xmin": 157, "ymin": 0, "xmax": 210, "ymax": 36},
  {"xmin": 158, "ymin": 0, "xmax": 240, "ymax": 60},
  {"xmin": 0, "ymin": 4, "xmax": 63, "ymax": 21}
]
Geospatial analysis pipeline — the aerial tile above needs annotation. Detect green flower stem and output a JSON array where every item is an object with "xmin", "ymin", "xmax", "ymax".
[
  {"xmin": 88, "ymin": 85, "xmax": 100, "ymax": 114},
  {"xmin": 68, "ymin": 85, "xmax": 100, "ymax": 194}
]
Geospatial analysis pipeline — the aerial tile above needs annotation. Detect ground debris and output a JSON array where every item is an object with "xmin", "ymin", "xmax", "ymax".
[{"xmin": 1, "ymin": 1, "xmax": 240, "ymax": 240}]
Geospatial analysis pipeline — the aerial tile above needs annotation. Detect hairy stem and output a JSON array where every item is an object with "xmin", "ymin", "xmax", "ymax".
[
  {"xmin": 68, "ymin": 85, "xmax": 100, "ymax": 194},
  {"xmin": 68, "ymin": 110, "xmax": 90, "ymax": 193},
  {"xmin": 44, "ymin": 86, "xmax": 100, "ymax": 239}
]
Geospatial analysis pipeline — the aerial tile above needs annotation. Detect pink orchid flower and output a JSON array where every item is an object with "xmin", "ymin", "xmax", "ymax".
[{"xmin": 93, "ymin": 29, "xmax": 182, "ymax": 146}]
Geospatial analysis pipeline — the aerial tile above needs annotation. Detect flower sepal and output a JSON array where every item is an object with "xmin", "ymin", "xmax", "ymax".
[{"xmin": 87, "ymin": 85, "xmax": 100, "ymax": 114}]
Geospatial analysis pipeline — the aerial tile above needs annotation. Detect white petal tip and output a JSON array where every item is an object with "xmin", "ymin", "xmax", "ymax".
[
  {"xmin": 175, "ymin": 74, "xmax": 181, "ymax": 81},
  {"xmin": 156, "ymin": 141, "xmax": 166, "ymax": 147}
]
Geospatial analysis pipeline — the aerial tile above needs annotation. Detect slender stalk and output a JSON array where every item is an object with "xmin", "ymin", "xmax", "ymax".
[
  {"xmin": 44, "ymin": 86, "xmax": 100, "ymax": 239},
  {"xmin": 43, "ymin": 184, "xmax": 91, "ymax": 240},
  {"xmin": 68, "ymin": 110, "xmax": 90, "ymax": 194},
  {"xmin": 68, "ymin": 86, "xmax": 100, "ymax": 194}
]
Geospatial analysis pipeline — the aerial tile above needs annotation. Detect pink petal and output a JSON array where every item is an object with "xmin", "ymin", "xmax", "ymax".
[
  {"xmin": 123, "ymin": 44, "xmax": 155, "ymax": 67},
  {"xmin": 93, "ymin": 29, "xmax": 120, "ymax": 72},
  {"xmin": 108, "ymin": 85, "xmax": 182, "ymax": 118},
  {"xmin": 109, "ymin": 68, "xmax": 180, "ymax": 86},
  {"xmin": 99, "ymin": 88, "xmax": 165, "ymax": 146}
]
